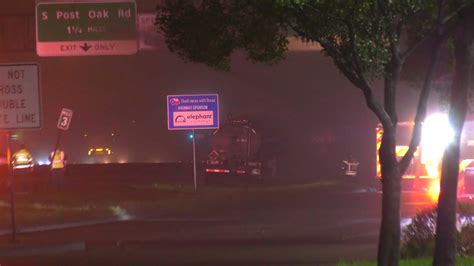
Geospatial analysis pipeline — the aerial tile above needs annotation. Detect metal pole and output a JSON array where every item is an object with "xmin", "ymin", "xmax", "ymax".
[
  {"xmin": 7, "ymin": 131, "xmax": 16, "ymax": 243},
  {"xmin": 192, "ymin": 129, "xmax": 197, "ymax": 190},
  {"xmin": 51, "ymin": 130, "xmax": 62, "ymax": 163}
]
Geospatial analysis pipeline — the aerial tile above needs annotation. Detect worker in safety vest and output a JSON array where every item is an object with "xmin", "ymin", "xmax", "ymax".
[
  {"xmin": 12, "ymin": 145, "xmax": 34, "ymax": 192},
  {"xmin": 50, "ymin": 149, "xmax": 67, "ymax": 190},
  {"xmin": 342, "ymin": 155, "xmax": 359, "ymax": 177}
]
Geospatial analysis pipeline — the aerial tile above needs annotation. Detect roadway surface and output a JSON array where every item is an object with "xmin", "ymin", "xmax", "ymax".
[{"xmin": 0, "ymin": 164, "xmax": 445, "ymax": 265}]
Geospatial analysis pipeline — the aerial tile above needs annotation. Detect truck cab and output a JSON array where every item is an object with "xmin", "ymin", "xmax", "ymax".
[{"xmin": 205, "ymin": 116, "xmax": 263, "ymax": 179}]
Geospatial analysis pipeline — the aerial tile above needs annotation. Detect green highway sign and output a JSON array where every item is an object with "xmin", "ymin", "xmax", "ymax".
[{"xmin": 36, "ymin": 1, "xmax": 137, "ymax": 57}]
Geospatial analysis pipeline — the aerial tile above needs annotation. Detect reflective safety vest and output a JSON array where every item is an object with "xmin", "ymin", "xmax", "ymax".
[
  {"xmin": 12, "ymin": 149, "xmax": 33, "ymax": 169},
  {"xmin": 343, "ymin": 160, "xmax": 359, "ymax": 176},
  {"xmin": 51, "ymin": 150, "xmax": 65, "ymax": 169}
]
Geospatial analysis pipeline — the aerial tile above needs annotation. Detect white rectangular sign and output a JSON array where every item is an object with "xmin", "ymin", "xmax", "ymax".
[
  {"xmin": 172, "ymin": 111, "xmax": 214, "ymax": 127},
  {"xmin": 0, "ymin": 64, "xmax": 41, "ymax": 129},
  {"xmin": 57, "ymin": 108, "xmax": 73, "ymax": 130}
]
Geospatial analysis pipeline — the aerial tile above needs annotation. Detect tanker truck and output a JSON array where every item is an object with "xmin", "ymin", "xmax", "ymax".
[{"xmin": 204, "ymin": 116, "xmax": 267, "ymax": 179}]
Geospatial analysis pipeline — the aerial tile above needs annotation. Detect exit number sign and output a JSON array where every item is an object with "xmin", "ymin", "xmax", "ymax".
[{"xmin": 36, "ymin": 1, "xmax": 137, "ymax": 57}]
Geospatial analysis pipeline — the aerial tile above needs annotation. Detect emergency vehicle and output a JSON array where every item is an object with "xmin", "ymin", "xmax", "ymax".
[
  {"xmin": 12, "ymin": 148, "xmax": 34, "ymax": 171},
  {"xmin": 376, "ymin": 113, "xmax": 474, "ymax": 201},
  {"xmin": 88, "ymin": 147, "xmax": 113, "ymax": 164}
]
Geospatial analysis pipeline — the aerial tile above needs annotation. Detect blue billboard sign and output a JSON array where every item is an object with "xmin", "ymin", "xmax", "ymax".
[{"xmin": 167, "ymin": 94, "xmax": 219, "ymax": 130}]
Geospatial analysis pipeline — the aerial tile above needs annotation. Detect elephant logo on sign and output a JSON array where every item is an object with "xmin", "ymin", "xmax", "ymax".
[{"xmin": 175, "ymin": 115, "xmax": 186, "ymax": 123}]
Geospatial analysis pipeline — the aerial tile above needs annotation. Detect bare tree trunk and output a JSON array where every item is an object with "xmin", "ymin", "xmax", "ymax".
[
  {"xmin": 376, "ymin": 41, "xmax": 403, "ymax": 265},
  {"xmin": 378, "ymin": 127, "xmax": 401, "ymax": 266},
  {"xmin": 433, "ymin": 6, "xmax": 474, "ymax": 266}
]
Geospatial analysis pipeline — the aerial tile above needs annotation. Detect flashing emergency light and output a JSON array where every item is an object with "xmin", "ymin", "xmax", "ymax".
[
  {"xmin": 422, "ymin": 113, "xmax": 454, "ymax": 159},
  {"xmin": 37, "ymin": 160, "xmax": 51, "ymax": 166},
  {"xmin": 421, "ymin": 113, "xmax": 454, "ymax": 178}
]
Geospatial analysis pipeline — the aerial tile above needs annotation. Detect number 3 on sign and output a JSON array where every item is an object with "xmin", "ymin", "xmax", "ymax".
[
  {"xmin": 57, "ymin": 108, "xmax": 73, "ymax": 131},
  {"xmin": 61, "ymin": 116, "xmax": 69, "ymax": 127}
]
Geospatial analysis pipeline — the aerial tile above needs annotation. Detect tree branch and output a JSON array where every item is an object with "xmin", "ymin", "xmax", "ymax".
[
  {"xmin": 399, "ymin": 0, "xmax": 448, "ymax": 173},
  {"xmin": 285, "ymin": 4, "xmax": 393, "ymax": 128},
  {"xmin": 400, "ymin": 3, "xmax": 464, "ymax": 61},
  {"xmin": 383, "ymin": 19, "xmax": 402, "ymax": 125},
  {"xmin": 346, "ymin": 12, "xmax": 367, "ymax": 85},
  {"xmin": 322, "ymin": 43, "xmax": 393, "ymax": 128},
  {"xmin": 292, "ymin": 2, "xmax": 378, "ymax": 93}
]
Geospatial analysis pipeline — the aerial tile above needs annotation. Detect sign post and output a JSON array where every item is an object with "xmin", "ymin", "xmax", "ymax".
[
  {"xmin": 51, "ymin": 108, "xmax": 73, "ymax": 169},
  {"xmin": 6, "ymin": 132, "xmax": 15, "ymax": 243},
  {"xmin": 167, "ymin": 94, "xmax": 219, "ymax": 190},
  {"xmin": 36, "ymin": 1, "xmax": 137, "ymax": 57},
  {"xmin": 0, "ymin": 63, "xmax": 41, "ymax": 243},
  {"xmin": 192, "ymin": 129, "xmax": 197, "ymax": 189}
]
